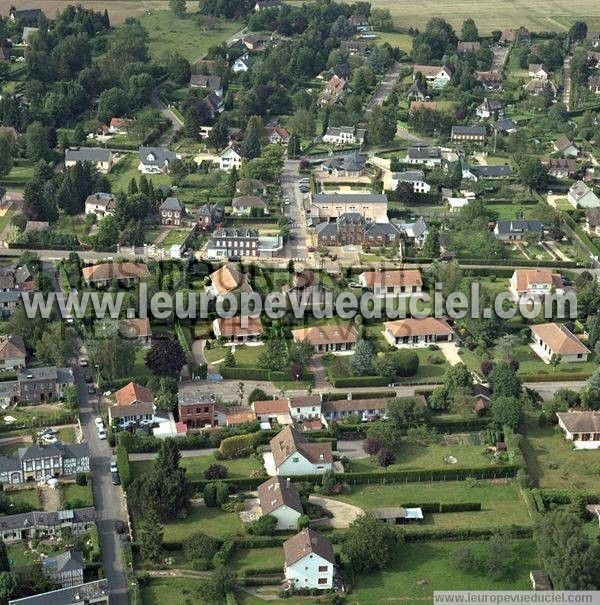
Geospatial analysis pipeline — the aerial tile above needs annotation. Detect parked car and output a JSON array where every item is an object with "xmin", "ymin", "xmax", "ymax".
[
  {"xmin": 111, "ymin": 471, "xmax": 120, "ymax": 486},
  {"xmin": 87, "ymin": 386, "xmax": 96, "ymax": 395},
  {"xmin": 41, "ymin": 434, "xmax": 58, "ymax": 444},
  {"xmin": 79, "ymin": 357, "xmax": 88, "ymax": 367},
  {"xmin": 228, "ymin": 255, "xmax": 241, "ymax": 262},
  {"xmin": 115, "ymin": 520, "xmax": 126, "ymax": 534},
  {"xmin": 94, "ymin": 417, "xmax": 103, "ymax": 428},
  {"xmin": 110, "ymin": 460, "xmax": 118, "ymax": 473}
]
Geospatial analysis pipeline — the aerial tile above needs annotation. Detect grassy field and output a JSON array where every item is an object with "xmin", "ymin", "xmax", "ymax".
[
  {"xmin": 130, "ymin": 454, "xmax": 263, "ymax": 482},
  {"xmin": 230, "ymin": 546, "xmax": 284, "ymax": 571},
  {"xmin": 313, "ymin": 0, "xmax": 600, "ymax": 34},
  {"xmin": 204, "ymin": 344, "xmax": 263, "ymax": 366},
  {"xmin": 139, "ymin": 11, "xmax": 243, "ymax": 62},
  {"xmin": 347, "ymin": 434, "xmax": 491, "ymax": 473},
  {"xmin": 348, "ymin": 539, "xmax": 539, "ymax": 602},
  {"xmin": 520, "ymin": 413, "xmax": 600, "ymax": 490},
  {"xmin": 108, "ymin": 153, "xmax": 171, "ymax": 194},
  {"xmin": 332, "ymin": 480, "xmax": 532, "ymax": 531},
  {"xmin": 161, "ymin": 505, "xmax": 246, "ymax": 540},
  {"xmin": 61, "ymin": 482, "xmax": 94, "ymax": 507},
  {"xmin": 5, "ymin": 488, "xmax": 40, "ymax": 510}
]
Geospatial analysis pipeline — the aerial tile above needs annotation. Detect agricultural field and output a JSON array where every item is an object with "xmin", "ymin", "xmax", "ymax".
[
  {"xmin": 138, "ymin": 11, "xmax": 243, "ymax": 62},
  {"xmin": 520, "ymin": 414, "xmax": 600, "ymax": 490}
]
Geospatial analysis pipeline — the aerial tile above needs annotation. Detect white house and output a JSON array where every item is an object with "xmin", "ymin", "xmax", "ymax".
[
  {"xmin": 231, "ymin": 195, "xmax": 269, "ymax": 215},
  {"xmin": 322, "ymin": 126, "xmax": 366, "ymax": 146},
  {"xmin": 283, "ymin": 528, "xmax": 335, "ymax": 590},
  {"xmin": 530, "ymin": 322, "xmax": 589, "ymax": 364},
  {"xmin": 218, "ymin": 146, "xmax": 243, "ymax": 172},
  {"xmin": 390, "ymin": 170, "xmax": 431, "ymax": 193},
  {"xmin": 528, "ymin": 64, "xmax": 548, "ymax": 79},
  {"xmin": 509, "ymin": 269, "xmax": 563, "ymax": 300},
  {"xmin": 412, "ymin": 65, "xmax": 453, "ymax": 88},
  {"xmin": 288, "ymin": 394, "xmax": 322, "ymax": 421},
  {"xmin": 404, "ymin": 147, "xmax": 442, "ymax": 167},
  {"xmin": 138, "ymin": 147, "xmax": 177, "ymax": 174},
  {"xmin": 108, "ymin": 402, "xmax": 155, "ymax": 428},
  {"xmin": 212, "ymin": 315, "xmax": 263, "ymax": 344},
  {"xmin": 65, "ymin": 148, "xmax": 114, "ymax": 173},
  {"xmin": 476, "ymin": 98, "xmax": 504, "ymax": 119},
  {"xmin": 447, "ymin": 197, "xmax": 469, "ymax": 212},
  {"xmin": 270, "ymin": 426, "xmax": 332, "ymax": 476},
  {"xmin": 232, "ymin": 53, "xmax": 253, "ymax": 72},
  {"xmin": 568, "ymin": 181, "xmax": 600, "ymax": 209},
  {"xmin": 384, "ymin": 318, "xmax": 455, "ymax": 347},
  {"xmin": 85, "ymin": 193, "xmax": 116, "ymax": 217},
  {"xmin": 557, "ymin": 411, "xmax": 600, "ymax": 449},
  {"xmin": 358, "ymin": 269, "xmax": 423, "ymax": 297},
  {"xmin": 257, "ymin": 476, "xmax": 303, "ymax": 531}
]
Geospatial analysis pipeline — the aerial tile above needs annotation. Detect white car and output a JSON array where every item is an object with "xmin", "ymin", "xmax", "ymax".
[
  {"xmin": 110, "ymin": 460, "xmax": 118, "ymax": 473},
  {"xmin": 97, "ymin": 428, "xmax": 107, "ymax": 440},
  {"xmin": 42, "ymin": 434, "xmax": 58, "ymax": 444},
  {"xmin": 94, "ymin": 417, "xmax": 104, "ymax": 429}
]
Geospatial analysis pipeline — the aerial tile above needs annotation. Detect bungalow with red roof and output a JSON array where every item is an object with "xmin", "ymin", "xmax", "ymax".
[
  {"xmin": 384, "ymin": 318, "xmax": 454, "ymax": 347},
  {"xmin": 530, "ymin": 323, "xmax": 589, "ymax": 363}
]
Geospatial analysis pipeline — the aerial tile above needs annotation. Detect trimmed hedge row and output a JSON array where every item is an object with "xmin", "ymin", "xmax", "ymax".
[
  {"xmin": 323, "ymin": 390, "xmax": 396, "ymax": 402},
  {"xmin": 116, "ymin": 445, "xmax": 131, "ymax": 490},
  {"xmin": 429, "ymin": 416, "xmax": 490, "ymax": 432},
  {"xmin": 213, "ymin": 540, "xmax": 235, "ymax": 567},
  {"xmin": 519, "ymin": 372, "xmax": 593, "ymax": 383},
  {"xmin": 219, "ymin": 367, "xmax": 307, "ymax": 382},
  {"xmin": 330, "ymin": 376, "xmax": 390, "ymax": 388},
  {"xmin": 403, "ymin": 525, "xmax": 533, "ymax": 542},
  {"xmin": 399, "ymin": 502, "xmax": 481, "ymax": 513},
  {"xmin": 536, "ymin": 489, "xmax": 598, "ymax": 506},
  {"xmin": 190, "ymin": 464, "xmax": 520, "ymax": 492}
]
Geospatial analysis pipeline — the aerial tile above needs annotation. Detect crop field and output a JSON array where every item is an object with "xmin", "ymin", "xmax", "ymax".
[{"xmin": 288, "ymin": 0, "xmax": 600, "ymax": 34}]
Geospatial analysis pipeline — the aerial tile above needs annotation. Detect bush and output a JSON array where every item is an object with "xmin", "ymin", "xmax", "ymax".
[
  {"xmin": 439, "ymin": 502, "xmax": 482, "ymax": 513},
  {"xmin": 215, "ymin": 481, "xmax": 230, "ymax": 506},
  {"xmin": 378, "ymin": 449, "xmax": 396, "ymax": 468},
  {"xmin": 191, "ymin": 557, "xmax": 212, "ymax": 571},
  {"xmin": 116, "ymin": 445, "xmax": 131, "ymax": 490},
  {"xmin": 246, "ymin": 515, "xmax": 278, "ymax": 536},
  {"xmin": 183, "ymin": 532, "xmax": 220, "ymax": 561},
  {"xmin": 395, "ymin": 349, "xmax": 419, "ymax": 377},
  {"xmin": 213, "ymin": 540, "xmax": 235, "ymax": 566},
  {"xmin": 331, "ymin": 376, "xmax": 389, "ymax": 388},
  {"xmin": 203, "ymin": 482, "xmax": 217, "ymax": 507},
  {"xmin": 204, "ymin": 464, "xmax": 228, "ymax": 480},
  {"xmin": 75, "ymin": 473, "xmax": 88, "ymax": 486},
  {"xmin": 363, "ymin": 438, "xmax": 380, "ymax": 455},
  {"xmin": 219, "ymin": 434, "xmax": 255, "ymax": 459},
  {"xmin": 298, "ymin": 514, "xmax": 310, "ymax": 529}
]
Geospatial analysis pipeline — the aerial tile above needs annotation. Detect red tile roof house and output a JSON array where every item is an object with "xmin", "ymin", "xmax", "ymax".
[
  {"xmin": 252, "ymin": 398, "xmax": 293, "ymax": 426},
  {"xmin": 119, "ymin": 318, "xmax": 152, "ymax": 346},
  {"xmin": 509, "ymin": 269, "xmax": 564, "ymax": 301},
  {"xmin": 283, "ymin": 528, "xmax": 335, "ymax": 591},
  {"xmin": 358, "ymin": 269, "xmax": 422, "ymax": 297},
  {"xmin": 557, "ymin": 410, "xmax": 600, "ymax": 449},
  {"xmin": 108, "ymin": 382, "xmax": 155, "ymax": 428},
  {"xmin": 212, "ymin": 315, "xmax": 263, "ymax": 344},
  {"xmin": 257, "ymin": 476, "xmax": 303, "ymax": 530},
  {"xmin": 291, "ymin": 324, "xmax": 357, "ymax": 353},
  {"xmin": 268, "ymin": 426, "xmax": 332, "ymax": 476},
  {"xmin": 384, "ymin": 318, "xmax": 454, "ymax": 347},
  {"xmin": 530, "ymin": 323, "xmax": 589, "ymax": 364},
  {"xmin": 81, "ymin": 262, "xmax": 149, "ymax": 287}
]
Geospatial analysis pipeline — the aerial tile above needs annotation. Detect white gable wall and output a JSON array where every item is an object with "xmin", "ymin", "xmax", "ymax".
[
  {"xmin": 285, "ymin": 552, "xmax": 333, "ymax": 590},
  {"xmin": 276, "ymin": 451, "xmax": 331, "ymax": 475}
]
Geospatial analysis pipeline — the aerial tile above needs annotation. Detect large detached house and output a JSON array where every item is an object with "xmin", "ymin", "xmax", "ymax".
[
  {"xmin": 451, "ymin": 126, "xmax": 486, "ymax": 143},
  {"xmin": 358, "ymin": 269, "xmax": 422, "ymax": 297},
  {"xmin": 509, "ymin": 269, "xmax": 563, "ymax": 300},
  {"xmin": 322, "ymin": 126, "xmax": 366, "ymax": 146},
  {"xmin": 218, "ymin": 146, "xmax": 243, "ymax": 172},
  {"xmin": 257, "ymin": 476, "xmax": 303, "ymax": 530},
  {"xmin": 557, "ymin": 411, "xmax": 600, "ymax": 449},
  {"xmin": 212, "ymin": 315, "xmax": 263, "ymax": 343},
  {"xmin": 0, "ymin": 335, "xmax": 26, "ymax": 370},
  {"xmin": 43, "ymin": 550, "xmax": 85, "ymax": 588},
  {"xmin": 384, "ymin": 318, "xmax": 454, "ymax": 347},
  {"xmin": 0, "ymin": 443, "xmax": 90, "ymax": 485},
  {"xmin": 412, "ymin": 65, "xmax": 453, "ymax": 89},
  {"xmin": 291, "ymin": 324, "xmax": 357, "ymax": 353},
  {"xmin": 269, "ymin": 426, "xmax": 332, "ymax": 476},
  {"xmin": 108, "ymin": 381, "xmax": 155, "ymax": 428},
  {"xmin": 8, "ymin": 579, "xmax": 108, "ymax": 605},
  {"xmin": 84, "ymin": 193, "xmax": 116, "ymax": 217},
  {"xmin": 65, "ymin": 148, "xmax": 113, "ymax": 173},
  {"xmin": 494, "ymin": 220, "xmax": 544, "ymax": 241},
  {"xmin": 530, "ymin": 323, "xmax": 589, "ymax": 364},
  {"xmin": 159, "ymin": 197, "xmax": 185, "ymax": 226},
  {"xmin": 138, "ymin": 147, "xmax": 177, "ymax": 174},
  {"xmin": 208, "ymin": 264, "xmax": 252, "ymax": 296},
  {"xmin": 391, "ymin": 170, "xmax": 431, "ymax": 193},
  {"xmin": 568, "ymin": 181, "xmax": 600, "ymax": 209},
  {"xmin": 82, "ymin": 262, "xmax": 149, "ymax": 287},
  {"xmin": 283, "ymin": 528, "xmax": 335, "ymax": 590}
]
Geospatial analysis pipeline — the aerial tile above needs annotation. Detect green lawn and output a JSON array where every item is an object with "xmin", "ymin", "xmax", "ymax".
[
  {"xmin": 0, "ymin": 160, "xmax": 34, "ymax": 186},
  {"xmin": 131, "ymin": 348, "xmax": 152, "ymax": 380},
  {"xmin": 139, "ymin": 12, "xmax": 243, "ymax": 62},
  {"xmin": 373, "ymin": 31, "xmax": 413, "ymax": 52},
  {"xmin": 57, "ymin": 426, "xmax": 76, "ymax": 443},
  {"xmin": 108, "ymin": 153, "xmax": 171, "ymax": 194},
  {"xmin": 204, "ymin": 344, "xmax": 263, "ymax": 367},
  {"xmin": 230, "ymin": 546, "xmax": 284, "ymax": 571},
  {"xmin": 332, "ymin": 480, "xmax": 532, "ymax": 531},
  {"xmin": 520, "ymin": 413, "xmax": 600, "ymax": 490},
  {"xmin": 347, "ymin": 434, "xmax": 491, "ymax": 473},
  {"xmin": 61, "ymin": 482, "xmax": 94, "ymax": 507},
  {"xmin": 161, "ymin": 229, "xmax": 190, "ymax": 247},
  {"xmin": 130, "ymin": 454, "xmax": 263, "ymax": 482},
  {"xmin": 5, "ymin": 488, "xmax": 40, "ymax": 510},
  {"xmin": 348, "ymin": 539, "xmax": 539, "ymax": 602},
  {"xmin": 161, "ymin": 505, "xmax": 245, "ymax": 541},
  {"xmin": 0, "ymin": 207, "xmax": 16, "ymax": 235}
]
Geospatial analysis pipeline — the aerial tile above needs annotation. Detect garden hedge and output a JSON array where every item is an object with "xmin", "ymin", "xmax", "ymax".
[
  {"xmin": 116, "ymin": 445, "xmax": 131, "ymax": 490},
  {"xmin": 323, "ymin": 390, "xmax": 396, "ymax": 401},
  {"xmin": 429, "ymin": 416, "xmax": 490, "ymax": 432},
  {"xmin": 403, "ymin": 525, "xmax": 533, "ymax": 542},
  {"xmin": 331, "ymin": 376, "xmax": 390, "ymax": 388},
  {"xmin": 219, "ymin": 434, "xmax": 255, "ymax": 458}
]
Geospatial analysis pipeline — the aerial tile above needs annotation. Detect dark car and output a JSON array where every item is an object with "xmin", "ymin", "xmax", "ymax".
[
  {"xmin": 115, "ymin": 520, "xmax": 126, "ymax": 534},
  {"xmin": 111, "ymin": 471, "xmax": 121, "ymax": 486},
  {"xmin": 87, "ymin": 386, "xmax": 96, "ymax": 395},
  {"xmin": 228, "ymin": 255, "xmax": 241, "ymax": 262},
  {"xmin": 84, "ymin": 374, "xmax": 93, "ymax": 384}
]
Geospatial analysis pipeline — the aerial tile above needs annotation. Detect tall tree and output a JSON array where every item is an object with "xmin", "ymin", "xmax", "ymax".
[
  {"xmin": 0, "ymin": 134, "xmax": 13, "ymax": 178},
  {"xmin": 146, "ymin": 337, "xmax": 186, "ymax": 376},
  {"xmin": 139, "ymin": 507, "xmax": 163, "ymax": 563}
]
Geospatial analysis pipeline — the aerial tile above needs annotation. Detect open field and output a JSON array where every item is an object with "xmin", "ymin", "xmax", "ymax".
[
  {"xmin": 319, "ymin": 0, "xmax": 600, "ymax": 33},
  {"xmin": 161, "ymin": 505, "xmax": 245, "ymax": 540},
  {"xmin": 0, "ymin": 1, "xmax": 170, "ymax": 25},
  {"xmin": 331, "ymin": 480, "xmax": 532, "ymax": 531},
  {"xmin": 520, "ymin": 414, "xmax": 600, "ymax": 490},
  {"xmin": 139, "ymin": 11, "xmax": 243, "ymax": 62}
]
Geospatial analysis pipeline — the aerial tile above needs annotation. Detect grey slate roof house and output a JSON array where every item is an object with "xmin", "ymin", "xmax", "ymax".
[
  {"xmin": 43, "ymin": 550, "xmax": 85, "ymax": 588},
  {"xmin": 159, "ymin": 197, "xmax": 185, "ymax": 226},
  {"xmin": 0, "ymin": 507, "xmax": 95, "ymax": 544},
  {"xmin": 189, "ymin": 75, "xmax": 223, "ymax": 96},
  {"xmin": 451, "ymin": 126, "xmax": 486, "ymax": 143},
  {"xmin": 138, "ymin": 147, "xmax": 177, "ymax": 173},
  {"xmin": 494, "ymin": 220, "xmax": 544, "ymax": 241},
  {"xmin": 8, "ymin": 579, "xmax": 108, "ymax": 605},
  {"xmin": 462, "ymin": 164, "xmax": 512, "ymax": 180},
  {"xmin": 64, "ymin": 148, "xmax": 114, "ymax": 173}
]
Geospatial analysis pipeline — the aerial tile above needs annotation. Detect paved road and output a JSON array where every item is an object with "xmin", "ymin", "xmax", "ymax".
[
  {"xmin": 281, "ymin": 159, "xmax": 309, "ymax": 261},
  {"xmin": 129, "ymin": 448, "xmax": 218, "ymax": 461},
  {"xmin": 365, "ymin": 61, "xmax": 404, "ymax": 115},
  {"xmin": 76, "ymin": 368, "xmax": 128, "ymax": 605},
  {"xmin": 523, "ymin": 380, "xmax": 588, "ymax": 400},
  {"xmin": 150, "ymin": 88, "xmax": 184, "ymax": 145}
]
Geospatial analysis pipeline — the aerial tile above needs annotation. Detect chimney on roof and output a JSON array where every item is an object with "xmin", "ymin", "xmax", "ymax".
[{"xmin": 287, "ymin": 477, "xmax": 291, "ymax": 487}]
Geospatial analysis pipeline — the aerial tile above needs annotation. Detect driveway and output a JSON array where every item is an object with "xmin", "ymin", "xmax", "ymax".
[
  {"xmin": 262, "ymin": 452, "xmax": 277, "ymax": 476},
  {"xmin": 365, "ymin": 61, "xmax": 404, "ymax": 115},
  {"xmin": 438, "ymin": 342, "xmax": 462, "ymax": 366},
  {"xmin": 76, "ymin": 367, "xmax": 129, "ymax": 605},
  {"xmin": 309, "ymin": 495, "xmax": 363, "ymax": 528},
  {"xmin": 337, "ymin": 440, "xmax": 368, "ymax": 460}
]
